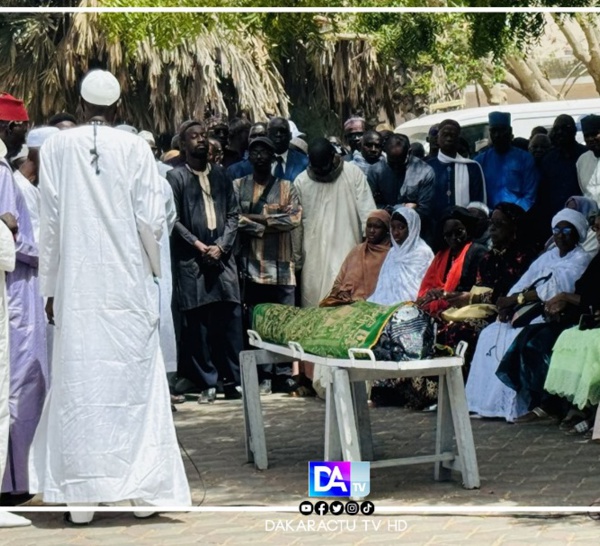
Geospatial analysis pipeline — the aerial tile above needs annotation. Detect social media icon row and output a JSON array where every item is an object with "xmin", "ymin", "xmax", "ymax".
[{"xmin": 299, "ymin": 500, "xmax": 375, "ymax": 516}]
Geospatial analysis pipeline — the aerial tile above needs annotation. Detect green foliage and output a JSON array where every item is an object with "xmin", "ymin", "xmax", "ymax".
[
  {"xmin": 5, "ymin": 0, "xmax": 600, "ymax": 127},
  {"xmin": 353, "ymin": 12, "xmax": 439, "ymax": 64}
]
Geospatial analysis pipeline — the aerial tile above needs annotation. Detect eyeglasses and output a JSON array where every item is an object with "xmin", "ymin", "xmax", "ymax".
[
  {"xmin": 552, "ymin": 226, "xmax": 574, "ymax": 236},
  {"xmin": 443, "ymin": 228, "xmax": 466, "ymax": 239}
]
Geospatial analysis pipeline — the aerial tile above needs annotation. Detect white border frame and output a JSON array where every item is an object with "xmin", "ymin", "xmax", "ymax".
[{"xmin": 3, "ymin": 1, "xmax": 600, "ymax": 516}]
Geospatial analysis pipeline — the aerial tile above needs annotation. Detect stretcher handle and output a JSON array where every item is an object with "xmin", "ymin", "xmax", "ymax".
[
  {"xmin": 455, "ymin": 340, "xmax": 468, "ymax": 359},
  {"xmin": 348, "ymin": 348, "xmax": 376, "ymax": 364},
  {"xmin": 247, "ymin": 330, "xmax": 263, "ymax": 345},
  {"xmin": 288, "ymin": 341, "xmax": 305, "ymax": 361}
]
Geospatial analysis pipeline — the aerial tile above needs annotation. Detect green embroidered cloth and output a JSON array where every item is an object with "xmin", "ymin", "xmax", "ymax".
[{"xmin": 251, "ymin": 301, "xmax": 400, "ymax": 358}]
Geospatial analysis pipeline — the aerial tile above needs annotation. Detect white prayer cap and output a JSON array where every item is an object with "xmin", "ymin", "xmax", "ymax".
[
  {"xmin": 115, "ymin": 124, "xmax": 138, "ymax": 134},
  {"xmin": 80, "ymin": 69, "xmax": 121, "ymax": 106},
  {"xmin": 26, "ymin": 126, "xmax": 59, "ymax": 148},
  {"xmin": 467, "ymin": 201, "xmax": 490, "ymax": 216},
  {"xmin": 552, "ymin": 208, "xmax": 588, "ymax": 243},
  {"xmin": 138, "ymin": 130, "xmax": 156, "ymax": 146},
  {"xmin": 288, "ymin": 120, "xmax": 305, "ymax": 139},
  {"xmin": 13, "ymin": 144, "xmax": 28, "ymax": 161},
  {"xmin": 290, "ymin": 137, "xmax": 307, "ymax": 154}
]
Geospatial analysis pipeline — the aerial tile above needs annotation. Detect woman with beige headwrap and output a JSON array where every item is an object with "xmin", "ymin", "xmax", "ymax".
[{"xmin": 320, "ymin": 209, "xmax": 391, "ymax": 307}]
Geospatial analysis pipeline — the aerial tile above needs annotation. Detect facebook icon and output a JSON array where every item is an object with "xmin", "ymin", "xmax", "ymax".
[{"xmin": 308, "ymin": 461, "xmax": 370, "ymax": 498}]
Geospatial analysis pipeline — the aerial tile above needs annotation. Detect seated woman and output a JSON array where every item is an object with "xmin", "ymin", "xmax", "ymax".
[
  {"xmin": 434, "ymin": 203, "xmax": 536, "ymax": 367},
  {"xmin": 544, "ymin": 196, "xmax": 598, "ymax": 256},
  {"xmin": 467, "ymin": 201, "xmax": 492, "ymax": 249},
  {"xmin": 320, "ymin": 210, "xmax": 391, "ymax": 307},
  {"xmin": 368, "ymin": 206, "xmax": 433, "ymax": 305},
  {"xmin": 417, "ymin": 206, "xmax": 488, "ymax": 317},
  {"xmin": 466, "ymin": 208, "xmax": 593, "ymax": 422},
  {"xmin": 367, "ymin": 207, "xmax": 435, "ymax": 408},
  {"xmin": 374, "ymin": 207, "xmax": 486, "ymax": 409},
  {"xmin": 539, "ymin": 214, "xmax": 600, "ymax": 433}
]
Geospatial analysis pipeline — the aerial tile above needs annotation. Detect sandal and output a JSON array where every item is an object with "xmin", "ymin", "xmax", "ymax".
[
  {"xmin": 559, "ymin": 410, "xmax": 587, "ymax": 431},
  {"xmin": 514, "ymin": 407, "xmax": 556, "ymax": 424},
  {"xmin": 288, "ymin": 374, "xmax": 316, "ymax": 397},
  {"xmin": 289, "ymin": 385, "xmax": 316, "ymax": 397},
  {"xmin": 565, "ymin": 419, "xmax": 592, "ymax": 435}
]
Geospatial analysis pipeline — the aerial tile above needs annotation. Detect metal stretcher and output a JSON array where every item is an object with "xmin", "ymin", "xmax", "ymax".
[{"xmin": 240, "ymin": 330, "xmax": 480, "ymax": 490}]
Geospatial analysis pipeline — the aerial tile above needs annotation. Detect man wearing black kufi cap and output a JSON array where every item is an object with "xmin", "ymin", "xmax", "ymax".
[
  {"xmin": 167, "ymin": 120, "xmax": 244, "ymax": 404},
  {"xmin": 576, "ymin": 114, "xmax": 600, "ymax": 204},
  {"xmin": 426, "ymin": 119, "xmax": 487, "ymax": 239}
]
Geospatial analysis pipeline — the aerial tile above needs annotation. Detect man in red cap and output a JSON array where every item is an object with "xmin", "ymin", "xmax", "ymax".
[{"xmin": 0, "ymin": 93, "xmax": 29, "ymax": 163}]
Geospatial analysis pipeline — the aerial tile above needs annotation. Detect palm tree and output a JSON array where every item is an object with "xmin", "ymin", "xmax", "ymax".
[
  {"xmin": 0, "ymin": 0, "xmax": 289, "ymax": 132},
  {"xmin": 0, "ymin": 2, "xmax": 466, "ymax": 137}
]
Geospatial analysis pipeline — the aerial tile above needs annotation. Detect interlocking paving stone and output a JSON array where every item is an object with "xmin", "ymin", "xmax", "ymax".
[{"xmin": 2, "ymin": 393, "xmax": 600, "ymax": 543}]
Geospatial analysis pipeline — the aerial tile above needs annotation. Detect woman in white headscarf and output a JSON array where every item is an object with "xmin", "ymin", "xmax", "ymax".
[
  {"xmin": 544, "ymin": 196, "xmax": 599, "ymax": 257},
  {"xmin": 368, "ymin": 206, "xmax": 433, "ymax": 305},
  {"xmin": 466, "ymin": 208, "xmax": 593, "ymax": 423}
]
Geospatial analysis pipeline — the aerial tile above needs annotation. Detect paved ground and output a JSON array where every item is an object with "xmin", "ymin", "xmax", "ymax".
[{"xmin": 3, "ymin": 393, "xmax": 600, "ymax": 544}]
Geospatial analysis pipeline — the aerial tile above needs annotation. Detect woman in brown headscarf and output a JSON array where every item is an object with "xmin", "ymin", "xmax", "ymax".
[{"xmin": 320, "ymin": 209, "xmax": 391, "ymax": 307}]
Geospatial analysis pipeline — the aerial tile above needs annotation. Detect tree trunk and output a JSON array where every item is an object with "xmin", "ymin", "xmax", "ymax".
[
  {"xmin": 553, "ymin": 14, "xmax": 600, "ymax": 95},
  {"xmin": 504, "ymin": 55, "xmax": 558, "ymax": 101},
  {"xmin": 576, "ymin": 14, "xmax": 600, "ymax": 95},
  {"xmin": 476, "ymin": 68, "xmax": 508, "ymax": 105}
]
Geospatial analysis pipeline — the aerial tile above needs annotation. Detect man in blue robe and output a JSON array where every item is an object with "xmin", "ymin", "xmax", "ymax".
[{"xmin": 475, "ymin": 112, "xmax": 539, "ymax": 211}]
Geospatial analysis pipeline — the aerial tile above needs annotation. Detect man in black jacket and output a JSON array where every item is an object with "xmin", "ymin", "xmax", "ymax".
[
  {"xmin": 367, "ymin": 133, "xmax": 436, "ymax": 244},
  {"xmin": 167, "ymin": 120, "xmax": 242, "ymax": 403}
]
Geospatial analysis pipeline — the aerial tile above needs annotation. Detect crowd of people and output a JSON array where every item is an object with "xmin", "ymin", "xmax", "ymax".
[{"xmin": 1, "ymin": 67, "xmax": 600, "ymax": 525}]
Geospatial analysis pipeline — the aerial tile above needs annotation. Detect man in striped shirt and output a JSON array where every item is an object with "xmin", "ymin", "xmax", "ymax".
[{"xmin": 234, "ymin": 136, "xmax": 302, "ymax": 394}]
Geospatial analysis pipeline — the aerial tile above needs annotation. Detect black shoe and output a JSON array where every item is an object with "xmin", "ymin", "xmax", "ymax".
[
  {"xmin": 0, "ymin": 493, "xmax": 34, "ymax": 506},
  {"xmin": 174, "ymin": 378, "xmax": 202, "ymax": 395},
  {"xmin": 224, "ymin": 385, "xmax": 243, "ymax": 400},
  {"xmin": 272, "ymin": 375, "xmax": 296, "ymax": 394},
  {"xmin": 273, "ymin": 377, "xmax": 300, "ymax": 394}
]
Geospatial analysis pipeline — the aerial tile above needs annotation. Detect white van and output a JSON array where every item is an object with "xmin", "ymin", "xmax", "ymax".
[{"xmin": 395, "ymin": 98, "xmax": 600, "ymax": 155}]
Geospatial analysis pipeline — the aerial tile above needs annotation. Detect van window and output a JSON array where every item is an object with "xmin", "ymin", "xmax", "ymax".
[
  {"xmin": 460, "ymin": 123, "xmax": 489, "ymax": 157},
  {"xmin": 398, "ymin": 125, "xmax": 429, "ymax": 147},
  {"xmin": 401, "ymin": 123, "xmax": 490, "ymax": 158}
]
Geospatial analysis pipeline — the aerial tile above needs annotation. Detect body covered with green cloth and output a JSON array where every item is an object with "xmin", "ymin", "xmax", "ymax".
[{"xmin": 252, "ymin": 300, "xmax": 400, "ymax": 359}]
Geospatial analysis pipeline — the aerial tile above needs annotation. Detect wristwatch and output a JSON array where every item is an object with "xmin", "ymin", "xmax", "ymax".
[{"xmin": 517, "ymin": 292, "xmax": 526, "ymax": 305}]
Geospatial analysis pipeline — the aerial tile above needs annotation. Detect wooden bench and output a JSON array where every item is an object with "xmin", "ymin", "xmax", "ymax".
[{"xmin": 240, "ymin": 330, "xmax": 480, "ymax": 490}]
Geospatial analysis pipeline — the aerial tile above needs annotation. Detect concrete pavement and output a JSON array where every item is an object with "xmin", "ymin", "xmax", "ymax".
[{"xmin": 3, "ymin": 393, "xmax": 600, "ymax": 544}]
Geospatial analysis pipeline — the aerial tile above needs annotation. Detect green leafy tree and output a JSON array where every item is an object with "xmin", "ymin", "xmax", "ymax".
[{"xmin": 2, "ymin": 1, "xmax": 600, "ymax": 136}]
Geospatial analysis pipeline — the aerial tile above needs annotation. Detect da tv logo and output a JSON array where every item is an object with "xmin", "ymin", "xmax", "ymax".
[{"xmin": 308, "ymin": 462, "xmax": 370, "ymax": 498}]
